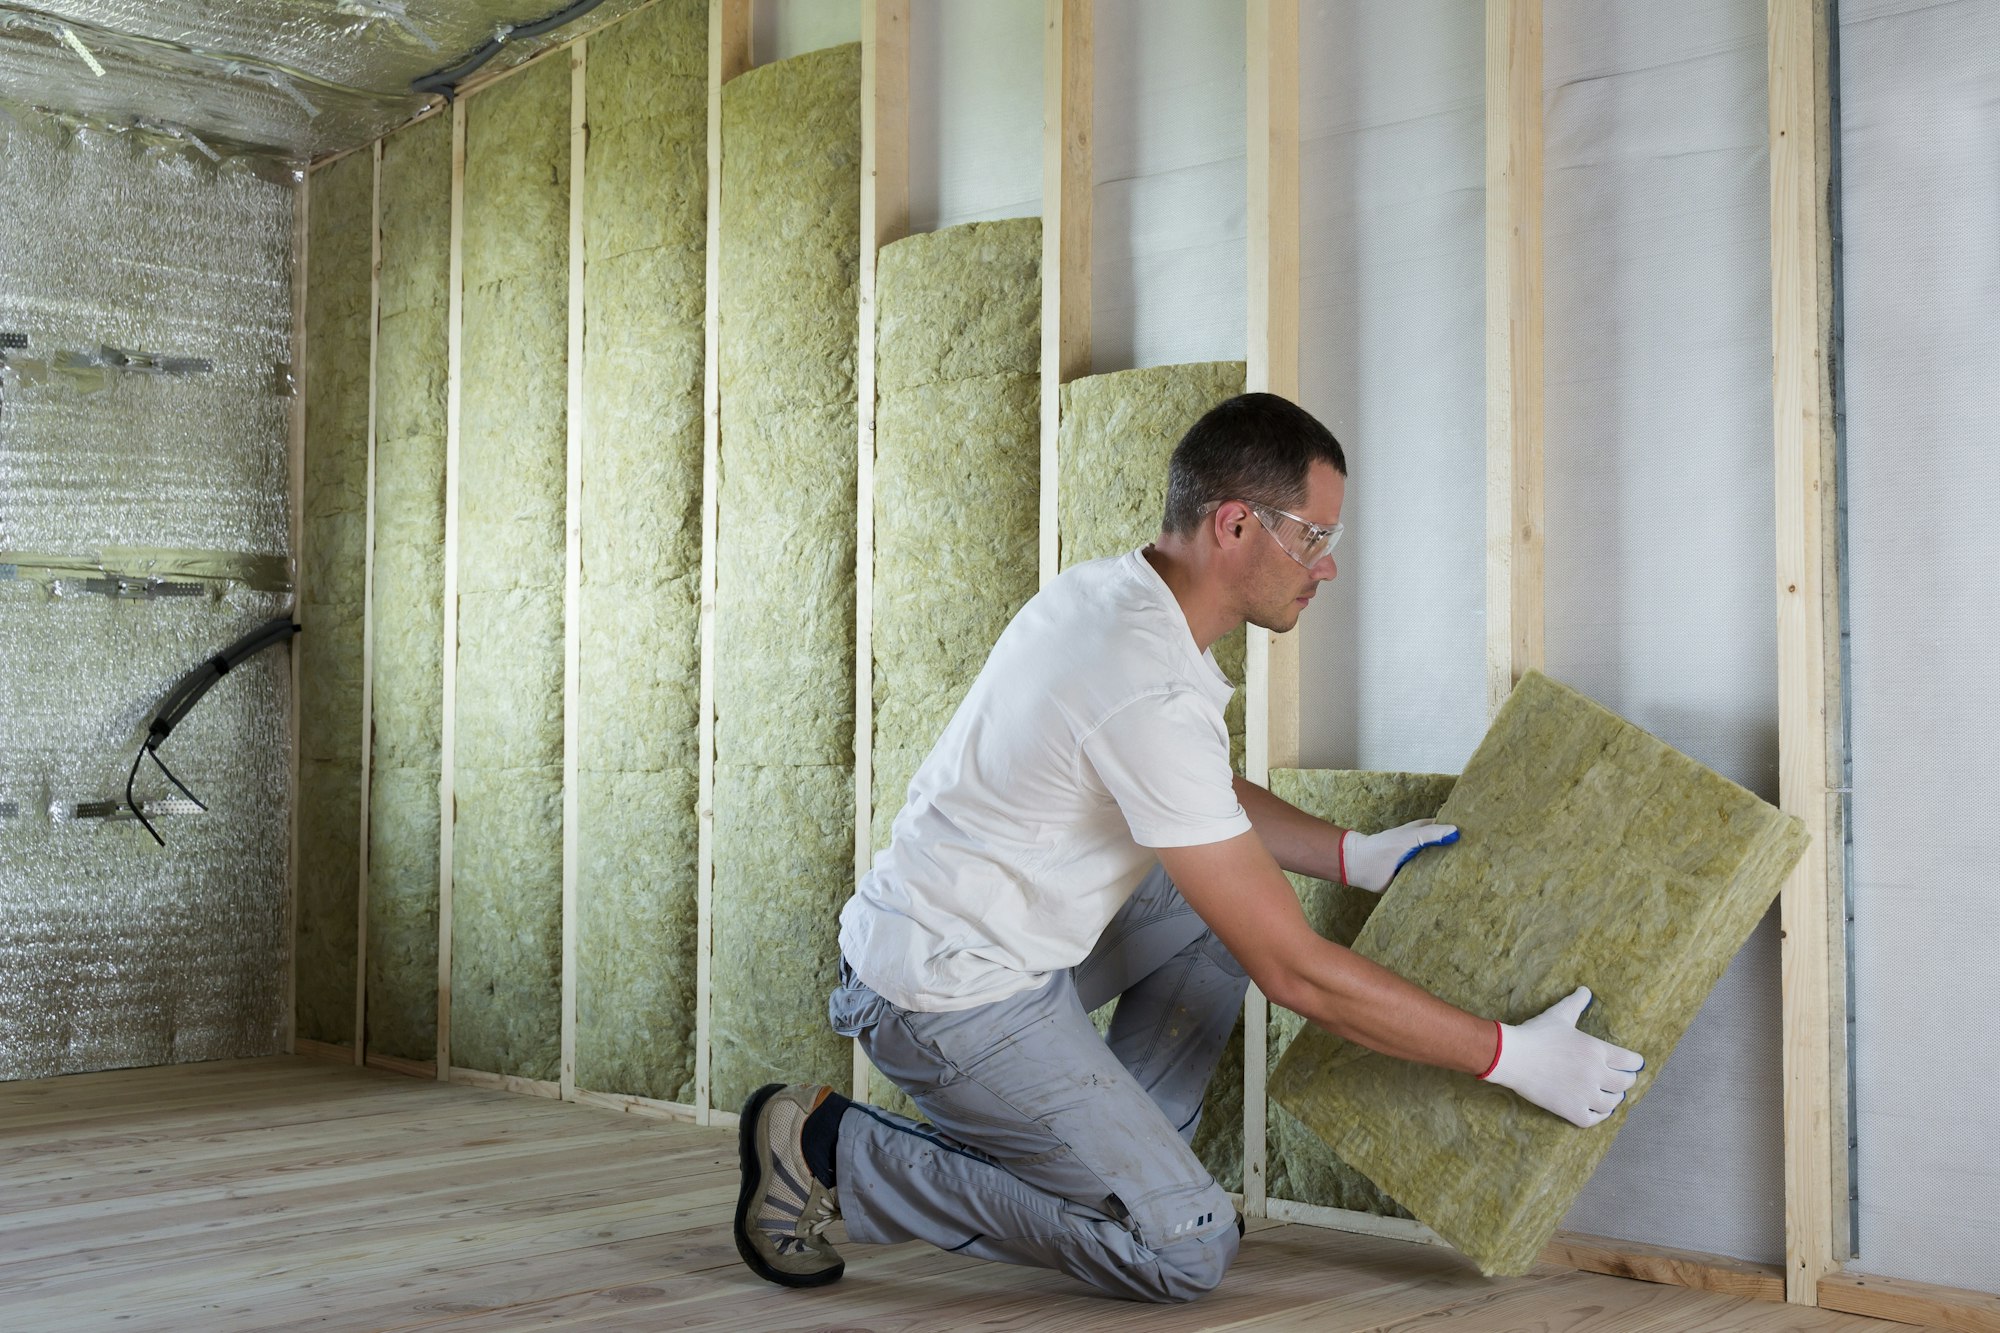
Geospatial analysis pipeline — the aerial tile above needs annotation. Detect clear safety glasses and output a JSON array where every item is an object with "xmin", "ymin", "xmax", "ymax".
[{"xmin": 1201, "ymin": 500, "xmax": 1343, "ymax": 570}]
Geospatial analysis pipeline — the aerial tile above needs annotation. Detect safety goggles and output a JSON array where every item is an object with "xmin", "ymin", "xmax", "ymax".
[{"xmin": 1201, "ymin": 500, "xmax": 1343, "ymax": 570}]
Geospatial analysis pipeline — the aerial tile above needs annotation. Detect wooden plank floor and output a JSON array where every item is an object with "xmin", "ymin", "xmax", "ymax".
[{"xmin": 0, "ymin": 1058, "xmax": 1941, "ymax": 1332}]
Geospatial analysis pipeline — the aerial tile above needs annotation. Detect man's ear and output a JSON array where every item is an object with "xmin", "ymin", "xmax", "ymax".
[{"xmin": 1211, "ymin": 499, "xmax": 1253, "ymax": 549}]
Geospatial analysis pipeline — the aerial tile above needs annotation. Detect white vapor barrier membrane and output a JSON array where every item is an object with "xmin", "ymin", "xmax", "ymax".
[
  {"xmin": 752, "ymin": 0, "xmax": 861, "ymax": 66},
  {"xmin": 0, "ymin": 112, "xmax": 293, "ymax": 1080},
  {"xmin": 907, "ymin": 0, "xmax": 1041, "ymax": 234},
  {"xmin": 1841, "ymin": 0, "xmax": 2000, "ymax": 1293},
  {"xmin": 1539, "ymin": 2, "xmax": 1783, "ymax": 1264},
  {"xmin": 1292, "ymin": 0, "xmax": 1488, "ymax": 776},
  {"xmin": 1090, "ymin": 0, "xmax": 1247, "ymax": 373}
]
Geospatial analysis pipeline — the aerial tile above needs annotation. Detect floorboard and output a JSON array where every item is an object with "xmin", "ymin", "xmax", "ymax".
[{"xmin": 0, "ymin": 1058, "xmax": 1944, "ymax": 1332}]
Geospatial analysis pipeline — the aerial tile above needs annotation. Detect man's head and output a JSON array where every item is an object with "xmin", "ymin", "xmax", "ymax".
[{"xmin": 1157, "ymin": 393, "xmax": 1347, "ymax": 635}]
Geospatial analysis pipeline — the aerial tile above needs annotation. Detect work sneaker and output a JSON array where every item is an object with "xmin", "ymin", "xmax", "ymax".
[{"xmin": 734, "ymin": 1082, "xmax": 845, "ymax": 1287}]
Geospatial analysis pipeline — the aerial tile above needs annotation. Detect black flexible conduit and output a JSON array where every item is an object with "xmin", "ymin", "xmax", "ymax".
[{"xmin": 410, "ymin": 0, "xmax": 607, "ymax": 99}]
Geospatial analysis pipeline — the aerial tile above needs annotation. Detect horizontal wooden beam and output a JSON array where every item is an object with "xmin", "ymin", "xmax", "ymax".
[
  {"xmin": 1542, "ymin": 1231, "xmax": 1784, "ymax": 1304},
  {"xmin": 572, "ymin": 1088, "xmax": 704, "ymax": 1125},
  {"xmin": 293, "ymin": 1037, "xmax": 355, "ymax": 1065},
  {"xmin": 1820, "ymin": 1272, "xmax": 2000, "ymax": 1333},
  {"xmin": 363, "ymin": 1052, "xmax": 437, "ymax": 1080},
  {"xmin": 448, "ymin": 1067, "xmax": 561, "ymax": 1100}
]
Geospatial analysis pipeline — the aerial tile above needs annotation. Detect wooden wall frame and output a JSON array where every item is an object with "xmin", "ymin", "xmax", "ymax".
[
  {"xmin": 560, "ymin": 39, "xmax": 588, "ymax": 1104},
  {"xmin": 1769, "ymin": 0, "xmax": 1845, "ymax": 1307},
  {"xmin": 1483, "ymin": 0, "xmax": 1545, "ymax": 715},
  {"xmin": 1040, "ymin": 0, "xmax": 1092, "ymax": 588},
  {"xmin": 355, "ymin": 139, "xmax": 383, "ymax": 1068},
  {"xmin": 854, "ymin": 0, "xmax": 911, "ymax": 1103},
  {"xmin": 1240, "ymin": 0, "xmax": 1300, "ymax": 1222},
  {"xmin": 437, "ymin": 96, "xmax": 466, "ymax": 1083},
  {"xmin": 287, "ymin": 169, "xmax": 310, "ymax": 1057},
  {"xmin": 697, "ymin": 0, "xmax": 754, "ymax": 1125}
]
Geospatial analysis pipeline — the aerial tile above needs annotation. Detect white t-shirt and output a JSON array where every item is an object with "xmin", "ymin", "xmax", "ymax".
[{"xmin": 839, "ymin": 548, "xmax": 1251, "ymax": 1012}]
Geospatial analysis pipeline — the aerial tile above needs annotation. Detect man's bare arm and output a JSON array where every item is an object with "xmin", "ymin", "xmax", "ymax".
[
  {"xmin": 1157, "ymin": 829, "xmax": 1492, "ymax": 1072},
  {"xmin": 1231, "ymin": 775, "xmax": 1345, "ymax": 882}
]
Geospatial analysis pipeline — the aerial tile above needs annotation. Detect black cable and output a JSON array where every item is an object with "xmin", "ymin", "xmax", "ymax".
[
  {"xmin": 410, "ymin": 0, "xmax": 607, "ymax": 99},
  {"xmin": 147, "ymin": 748, "xmax": 208, "ymax": 812},
  {"xmin": 126, "ymin": 748, "xmax": 164, "ymax": 848},
  {"xmin": 127, "ymin": 617, "xmax": 298, "ymax": 848}
]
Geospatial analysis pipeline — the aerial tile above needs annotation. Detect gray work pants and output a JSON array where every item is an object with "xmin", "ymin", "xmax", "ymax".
[{"xmin": 828, "ymin": 864, "xmax": 1249, "ymax": 1303}]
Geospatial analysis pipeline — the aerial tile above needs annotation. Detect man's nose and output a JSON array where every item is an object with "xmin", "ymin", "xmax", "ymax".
[{"xmin": 1310, "ymin": 555, "xmax": 1337, "ymax": 581}]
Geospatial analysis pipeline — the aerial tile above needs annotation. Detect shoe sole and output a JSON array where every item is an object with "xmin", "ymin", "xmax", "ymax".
[{"xmin": 733, "ymin": 1082, "xmax": 845, "ymax": 1288}]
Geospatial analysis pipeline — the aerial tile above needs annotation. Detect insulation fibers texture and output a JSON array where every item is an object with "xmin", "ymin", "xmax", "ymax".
[
  {"xmin": 575, "ymin": 0, "xmax": 707, "ymax": 1104},
  {"xmin": 1269, "ymin": 672, "xmax": 1807, "ymax": 1276},
  {"xmin": 1264, "ymin": 769, "xmax": 1455, "ymax": 1215},
  {"xmin": 712, "ymin": 43, "xmax": 861, "ymax": 1109},
  {"xmin": 366, "ymin": 111, "xmax": 451, "ymax": 1063},
  {"xmin": 295, "ymin": 147, "xmax": 373, "ymax": 1045},
  {"xmin": 0, "ymin": 114, "xmax": 292, "ymax": 1079},
  {"xmin": 452, "ymin": 57, "xmax": 569, "ymax": 1082},
  {"xmin": 1057, "ymin": 362, "xmax": 1247, "ymax": 768},
  {"xmin": 1188, "ymin": 769, "xmax": 1455, "ymax": 1199},
  {"xmin": 865, "ymin": 216, "xmax": 1040, "ymax": 1121},
  {"xmin": 1840, "ymin": 0, "xmax": 2000, "ymax": 1293},
  {"xmin": 871, "ymin": 217, "xmax": 1041, "ymax": 852},
  {"xmin": 1539, "ymin": 0, "xmax": 1786, "ymax": 1265}
]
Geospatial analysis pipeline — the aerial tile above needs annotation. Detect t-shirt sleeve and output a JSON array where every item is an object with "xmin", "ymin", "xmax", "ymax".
[{"xmin": 1079, "ymin": 689, "xmax": 1252, "ymax": 849}]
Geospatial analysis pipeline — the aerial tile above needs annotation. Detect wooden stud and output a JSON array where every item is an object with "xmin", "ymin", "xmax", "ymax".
[
  {"xmin": 438, "ymin": 96, "xmax": 466, "ymax": 1083},
  {"xmin": 287, "ymin": 170, "xmax": 310, "ymax": 1056},
  {"xmin": 1769, "ymin": 0, "xmax": 1842, "ymax": 1305},
  {"xmin": 1483, "ymin": 0, "xmax": 1545, "ymax": 715},
  {"xmin": 854, "ymin": 0, "xmax": 910, "ymax": 1104},
  {"xmin": 1542, "ymin": 1231, "xmax": 1786, "ymax": 1304},
  {"xmin": 1040, "ymin": 0, "xmax": 1092, "ymax": 587},
  {"xmin": 1241, "ymin": 0, "xmax": 1300, "ymax": 1221},
  {"xmin": 572, "ymin": 1087, "xmax": 703, "ymax": 1126},
  {"xmin": 291, "ymin": 1037, "xmax": 355, "ymax": 1066},
  {"xmin": 698, "ymin": 0, "xmax": 753, "ymax": 1125},
  {"xmin": 1820, "ymin": 1272, "xmax": 2000, "ymax": 1333},
  {"xmin": 561, "ymin": 40, "xmax": 588, "ymax": 1105},
  {"xmin": 1263, "ymin": 1198, "xmax": 1447, "ymax": 1248},
  {"xmin": 448, "ymin": 1067, "xmax": 562, "ymax": 1100},
  {"xmin": 363, "ymin": 1052, "xmax": 437, "ymax": 1081},
  {"xmin": 355, "ymin": 139, "xmax": 383, "ymax": 1068}
]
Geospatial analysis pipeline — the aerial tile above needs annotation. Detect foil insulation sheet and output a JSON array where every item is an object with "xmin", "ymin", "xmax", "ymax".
[
  {"xmin": 0, "ymin": 112, "xmax": 294, "ymax": 1080},
  {"xmin": 0, "ymin": 112, "xmax": 293, "ymax": 557},
  {"xmin": 0, "ymin": 1, "xmax": 654, "ymax": 156}
]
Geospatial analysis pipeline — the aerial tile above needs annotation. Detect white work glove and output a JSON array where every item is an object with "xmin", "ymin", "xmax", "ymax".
[
  {"xmin": 1480, "ymin": 986, "xmax": 1645, "ymax": 1128},
  {"xmin": 1340, "ymin": 818, "xmax": 1459, "ymax": 893}
]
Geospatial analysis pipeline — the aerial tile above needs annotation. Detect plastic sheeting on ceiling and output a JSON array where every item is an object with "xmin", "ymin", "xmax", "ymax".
[{"xmin": 0, "ymin": 0, "xmax": 652, "ymax": 157}]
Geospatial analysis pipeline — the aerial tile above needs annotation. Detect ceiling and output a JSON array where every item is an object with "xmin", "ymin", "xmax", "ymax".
[{"xmin": 0, "ymin": 0, "xmax": 652, "ymax": 159}]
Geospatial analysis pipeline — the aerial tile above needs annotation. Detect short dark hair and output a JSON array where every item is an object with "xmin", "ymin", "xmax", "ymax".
[{"xmin": 1161, "ymin": 393, "xmax": 1347, "ymax": 536}]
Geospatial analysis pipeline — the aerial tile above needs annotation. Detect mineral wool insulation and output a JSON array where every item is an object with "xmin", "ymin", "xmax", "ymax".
[
  {"xmin": 575, "ymin": 0, "xmax": 708, "ymax": 1104},
  {"xmin": 296, "ymin": 148, "xmax": 371, "ymax": 1046},
  {"xmin": 1186, "ymin": 769, "xmax": 1456, "ymax": 1199},
  {"xmin": 453, "ymin": 57, "xmax": 569, "ymax": 1081},
  {"xmin": 713, "ymin": 43, "xmax": 861, "ymax": 1109},
  {"xmin": 1056, "ymin": 361, "xmax": 1245, "ymax": 1177},
  {"xmin": 0, "ymin": 111, "xmax": 292, "ymax": 1078},
  {"xmin": 866, "ymin": 216, "xmax": 1040, "ymax": 1117},
  {"xmin": 366, "ymin": 111, "xmax": 451, "ymax": 1064},
  {"xmin": 1057, "ymin": 362, "xmax": 1247, "ymax": 766},
  {"xmin": 1271, "ymin": 671, "xmax": 1807, "ymax": 1275}
]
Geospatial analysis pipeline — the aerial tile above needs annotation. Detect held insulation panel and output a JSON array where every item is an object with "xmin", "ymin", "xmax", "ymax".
[{"xmin": 1269, "ymin": 671, "xmax": 1807, "ymax": 1275}]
